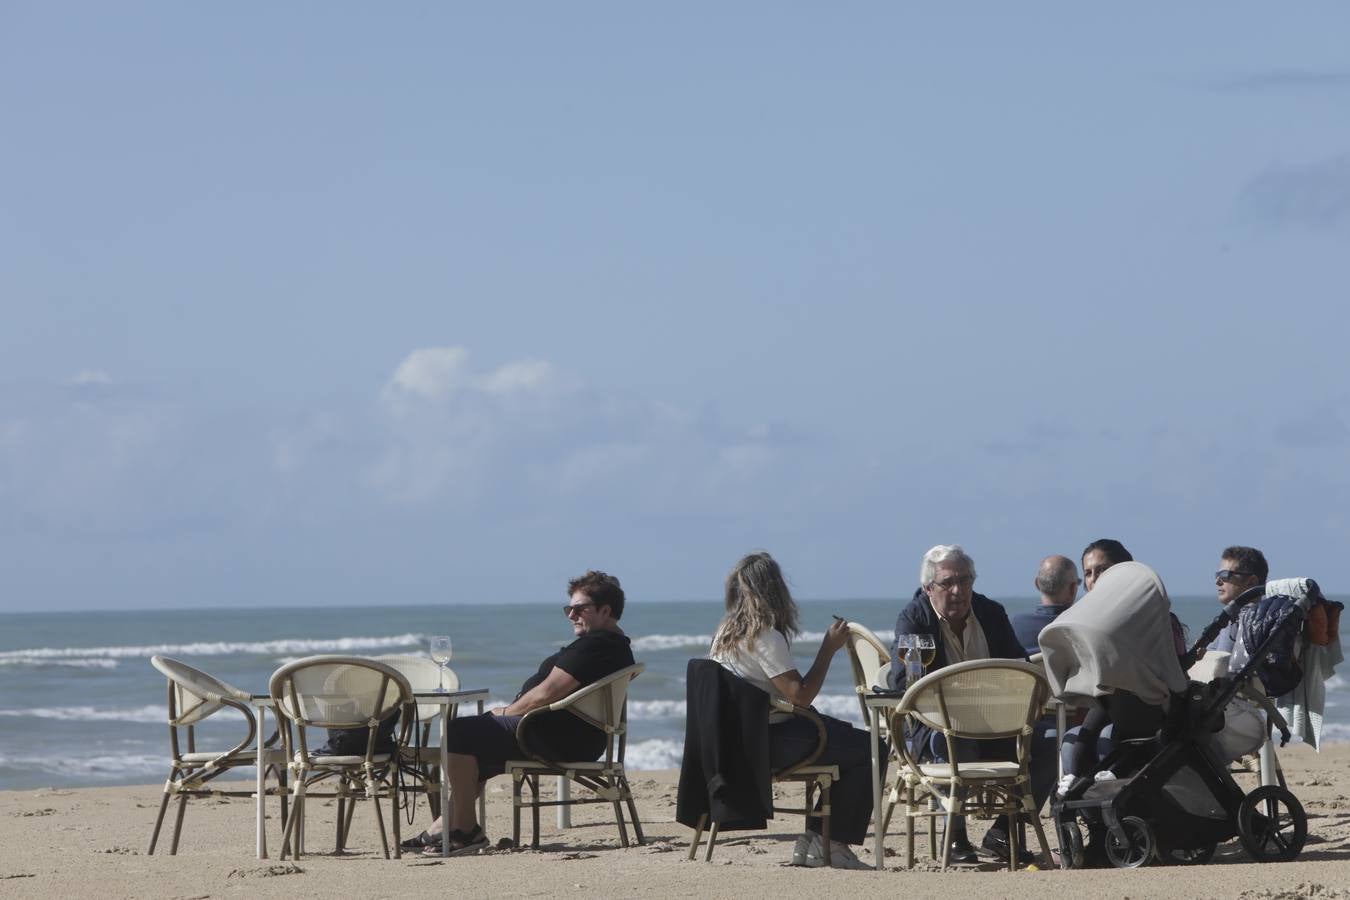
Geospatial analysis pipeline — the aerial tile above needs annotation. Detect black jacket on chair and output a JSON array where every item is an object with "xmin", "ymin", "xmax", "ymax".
[{"xmin": 675, "ymin": 659, "xmax": 774, "ymax": 831}]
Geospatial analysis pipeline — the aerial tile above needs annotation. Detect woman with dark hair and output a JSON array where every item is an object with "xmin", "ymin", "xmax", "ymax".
[{"xmin": 709, "ymin": 552, "xmax": 874, "ymax": 869}]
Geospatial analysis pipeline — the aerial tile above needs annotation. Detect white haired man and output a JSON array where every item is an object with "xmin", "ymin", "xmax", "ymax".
[{"xmin": 888, "ymin": 545, "xmax": 1056, "ymax": 865}]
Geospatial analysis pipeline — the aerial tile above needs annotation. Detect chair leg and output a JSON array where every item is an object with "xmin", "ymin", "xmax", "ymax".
[
  {"xmin": 927, "ymin": 794, "xmax": 937, "ymax": 861},
  {"xmin": 390, "ymin": 779, "xmax": 402, "ymax": 860},
  {"xmin": 512, "ymin": 771, "xmax": 523, "ymax": 849},
  {"xmin": 687, "ymin": 813, "xmax": 706, "ymax": 861},
  {"xmin": 372, "ymin": 784, "xmax": 391, "ymax": 860},
  {"xmin": 903, "ymin": 783, "xmax": 914, "ymax": 869},
  {"xmin": 705, "ymin": 821, "xmax": 719, "ymax": 861},
  {"xmin": 335, "ymin": 798, "xmax": 346, "ymax": 853},
  {"xmin": 281, "ymin": 778, "xmax": 306, "ymax": 861},
  {"xmin": 168, "ymin": 792, "xmax": 189, "ymax": 855},
  {"xmin": 530, "ymin": 775, "xmax": 541, "ymax": 850},
  {"xmin": 939, "ymin": 803, "xmax": 956, "ymax": 871},
  {"xmin": 820, "ymin": 779, "xmax": 832, "ymax": 867},
  {"xmin": 147, "ymin": 782, "xmax": 173, "ymax": 855},
  {"xmin": 621, "ymin": 775, "xmax": 645, "ymax": 845},
  {"xmin": 610, "ymin": 777, "xmax": 630, "ymax": 848}
]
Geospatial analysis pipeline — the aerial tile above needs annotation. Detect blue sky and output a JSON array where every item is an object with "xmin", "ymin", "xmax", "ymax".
[{"xmin": 3, "ymin": 4, "xmax": 1349, "ymax": 612}]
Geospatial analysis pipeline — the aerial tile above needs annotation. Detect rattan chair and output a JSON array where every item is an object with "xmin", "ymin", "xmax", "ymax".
[
  {"xmin": 687, "ymin": 698, "xmax": 842, "ymax": 866},
  {"xmin": 146, "ymin": 655, "xmax": 288, "ymax": 855},
  {"xmin": 269, "ymin": 655, "xmax": 414, "ymax": 859},
  {"xmin": 504, "ymin": 663, "xmax": 646, "ymax": 850},
  {"xmin": 888, "ymin": 658, "xmax": 1052, "ymax": 870},
  {"xmin": 843, "ymin": 622, "xmax": 894, "ymax": 731}
]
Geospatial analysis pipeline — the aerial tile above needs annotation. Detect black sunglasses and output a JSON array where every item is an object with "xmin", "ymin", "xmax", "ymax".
[
  {"xmin": 562, "ymin": 602, "xmax": 596, "ymax": 617},
  {"xmin": 1215, "ymin": 569, "xmax": 1253, "ymax": 583}
]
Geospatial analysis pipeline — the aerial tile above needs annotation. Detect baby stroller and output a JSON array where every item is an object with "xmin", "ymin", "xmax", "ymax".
[{"xmin": 1039, "ymin": 562, "xmax": 1308, "ymax": 868}]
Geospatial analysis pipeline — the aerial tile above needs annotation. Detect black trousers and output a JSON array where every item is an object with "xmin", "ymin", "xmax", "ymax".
[{"xmin": 768, "ymin": 713, "xmax": 881, "ymax": 846}]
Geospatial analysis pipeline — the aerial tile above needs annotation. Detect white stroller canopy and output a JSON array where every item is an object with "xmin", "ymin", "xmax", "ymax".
[{"xmin": 1039, "ymin": 561, "xmax": 1189, "ymax": 708}]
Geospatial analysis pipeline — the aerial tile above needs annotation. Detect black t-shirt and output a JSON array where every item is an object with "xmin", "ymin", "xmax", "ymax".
[{"xmin": 516, "ymin": 629, "xmax": 635, "ymax": 700}]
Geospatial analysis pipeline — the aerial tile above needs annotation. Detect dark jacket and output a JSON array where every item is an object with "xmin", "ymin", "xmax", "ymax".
[
  {"xmin": 675, "ymin": 659, "xmax": 774, "ymax": 832},
  {"xmin": 1011, "ymin": 603, "xmax": 1073, "ymax": 657},
  {"xmin": 887, "ymin": 588, "xmax": 1026, "ymax": 691}
]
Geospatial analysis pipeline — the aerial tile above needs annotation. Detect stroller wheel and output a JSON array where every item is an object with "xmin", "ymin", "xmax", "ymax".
[
  {"xmin": 1057, "ymin": 820, "xmax": 1084, "ymax": 869},
  {"xmin": 1163, "ymin": 842, "xmax": 1216, "ymax": 865},
  {"xmin": 1104, "ymin": 816, "xmax": 1154, "ymax": 869},
  {"xmin": 1237, "ymin": 785, "xmax": 1307, "ymax": 863}
]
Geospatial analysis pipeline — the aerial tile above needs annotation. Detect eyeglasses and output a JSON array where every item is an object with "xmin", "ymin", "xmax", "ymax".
[
  {"xmin": 562, "ymin": 602, "xmax": 596, "ymax": 618},
  {"xmin": 929, "ymin": 575, "xmax": 974, "ymax": 592},
  {"xmin": 1215, "ymin": 569, "xmax": 1254, "ymax": 583}
]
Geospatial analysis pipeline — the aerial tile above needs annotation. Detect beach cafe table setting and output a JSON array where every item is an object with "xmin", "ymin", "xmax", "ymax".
[
  {"xmin": 249, "ymin": 687, "xmax": 489, "ymax": 859},
  {"xmin": 860, "ymin": 641, "xmax": 1066, "ymax": 871}
]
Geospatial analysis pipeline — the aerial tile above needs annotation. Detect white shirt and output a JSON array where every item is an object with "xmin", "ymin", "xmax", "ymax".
[{"xmin": 710, "ymin": 627, "xmax": 796, "ymax": 708}]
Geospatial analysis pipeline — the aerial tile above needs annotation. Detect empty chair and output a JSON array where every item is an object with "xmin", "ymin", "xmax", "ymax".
[
  {"xmin": 147, "ymin": 655, "xmax": 287, "ymax": 855},
  {"xmin": 888, "ymin": 658, "xmax": 1053, "ymax": 871},
  {"xmin": 269, "ymin": 655, "xmax": 414, "ymax": 859},
  {"xmin": 504, "ymin": 663, "xmax": 646, "ymax": 850},
  {"xmin": 843, "ymin": 622, "xmax": 893, "ymax": 730}
]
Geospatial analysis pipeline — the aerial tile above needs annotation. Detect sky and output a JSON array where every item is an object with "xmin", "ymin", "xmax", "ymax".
[{"xmin": 3, "ymin": 3, "xmax": 1349, "ymax": 613}]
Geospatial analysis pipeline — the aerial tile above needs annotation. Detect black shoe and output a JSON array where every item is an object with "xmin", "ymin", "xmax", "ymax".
[
  {"xmin": 946, "ymin": 838, "xmax": 979, "ymax": 864},
  {"xmin": 400, "ymin": 830, "xmax": 439, "ymax": 851},
  {"xmin": 980, "ymin": 829, "xmax": 1036, "ymax": 866}
]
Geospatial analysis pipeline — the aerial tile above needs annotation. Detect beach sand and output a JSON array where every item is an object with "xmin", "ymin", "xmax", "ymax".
[{"xmin": 2, "ymin": 743, "xmax": 1348, "ymax": 899}]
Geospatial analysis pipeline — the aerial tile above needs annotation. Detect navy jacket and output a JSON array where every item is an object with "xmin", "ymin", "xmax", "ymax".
[
  {"xmin": 1010, "ymin": 603, "xmax": 1072, "ymax": 657},
  {"xmin": 887, "ymin": 588, "xmax": 1026, "ymax": 691}
]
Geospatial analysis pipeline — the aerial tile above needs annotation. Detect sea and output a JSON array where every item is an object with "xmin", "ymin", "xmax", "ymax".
[{"xmin": 1, "ymin": 596, "xmax": 1344, "ymax": 791}]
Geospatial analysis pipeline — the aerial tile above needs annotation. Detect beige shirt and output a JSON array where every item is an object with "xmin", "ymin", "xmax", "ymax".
[{"xmin": 931, "ymin": 598, "xmax": 989, "ymax": 664}]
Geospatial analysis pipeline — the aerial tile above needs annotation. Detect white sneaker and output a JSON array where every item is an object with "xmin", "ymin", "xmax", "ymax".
[
  {"xmin": 793, "ymin": 833, "xmax": 870, "ymax": 870},
  {"xmin": 823, "ymin": 841, "xmax": 871, "ymax": 870},
  {"xmin": 790, "ymin": 832, "xmax": 820, "ymax": 866},
  {"xmin": 1056, "ymin": 774, "xmax": 1076, "ymax": 797}
]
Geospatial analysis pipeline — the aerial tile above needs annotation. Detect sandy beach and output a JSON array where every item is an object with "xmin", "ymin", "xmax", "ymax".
[{"xmin": 1, "ymin": 742, "xmax": 1347, "ymax": 899}]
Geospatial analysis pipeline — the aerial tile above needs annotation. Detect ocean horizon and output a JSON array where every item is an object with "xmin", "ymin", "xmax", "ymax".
[{"xmin": 2, "ymin": 596, "xmax": 1344, "ymax": 791}]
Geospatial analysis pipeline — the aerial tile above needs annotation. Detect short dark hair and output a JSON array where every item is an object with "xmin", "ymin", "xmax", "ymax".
[
  {"xmin": 1222, "ymin": 546, "xmax": 1268, "ymax": 583},
  {"xmin": 1082, "ymin": 538, "xmax": 1132, "ymax": 567},
  {"xmin": 567, "ymin": 570, "xmax": 625, "ymax": 620}
]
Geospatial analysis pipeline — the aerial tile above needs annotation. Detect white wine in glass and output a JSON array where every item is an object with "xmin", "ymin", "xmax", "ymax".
[
  {"xmin": 915, "ymin": 634, "xmax": 936, "ymax": 670},
  {"xmin": 429, "ymin": 635, "xmax": 453, "ymax": 693}
]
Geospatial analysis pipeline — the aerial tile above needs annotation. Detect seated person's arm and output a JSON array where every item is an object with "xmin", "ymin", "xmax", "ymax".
[{"xmin": 497, "ymin": 666, "xmax": 582, "ymax": 717}]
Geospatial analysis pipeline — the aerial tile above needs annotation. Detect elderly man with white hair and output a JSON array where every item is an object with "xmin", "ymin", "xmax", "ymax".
[{"xmin": 888, "ymin": 544, "xmax": 1056, "ymax": 865}]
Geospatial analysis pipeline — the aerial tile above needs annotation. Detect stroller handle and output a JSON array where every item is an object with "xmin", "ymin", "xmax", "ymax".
[{"xmin": 1179, "ymin": 584, "xmax": 1267, "ymax": 671}]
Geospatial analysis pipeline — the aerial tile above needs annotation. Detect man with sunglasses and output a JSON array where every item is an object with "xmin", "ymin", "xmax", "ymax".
[
  {"xmin": 1212, "ymin": 546, "xmax": 1269, "ymax": 652},
  {"xmin": 887, "ymin": 545, "xmax": 1054, "ymax": 865},
  {"xmin": 401, "ymin": 570, "xmax": 634, "ymax": 855}
]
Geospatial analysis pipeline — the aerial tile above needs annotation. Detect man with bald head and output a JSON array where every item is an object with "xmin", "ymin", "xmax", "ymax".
[{"xmin": 1011, "ymin": 555, "xmax": 1080, "ymax": 656}]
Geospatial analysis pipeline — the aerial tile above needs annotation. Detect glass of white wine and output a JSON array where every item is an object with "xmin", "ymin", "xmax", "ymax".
[
  {"xmin": 914, "ymin": 634, "xmax": 936, "ymax": 672},
  {"xmin": 428, "ymin": 635, "xmax": 453, "ymax": 693}
]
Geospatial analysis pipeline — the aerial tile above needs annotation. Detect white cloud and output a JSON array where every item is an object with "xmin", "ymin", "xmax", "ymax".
[
  {"xmin": 383, "ymin": 347, "xmax": 471, "ymax": 403},
  {"xmin": 474, "ymin": 360, "xmax": 558, "ymax": 396},
  {"xmin": 65, "ymin": 370, "xmax": 111, "ymax": 386}
]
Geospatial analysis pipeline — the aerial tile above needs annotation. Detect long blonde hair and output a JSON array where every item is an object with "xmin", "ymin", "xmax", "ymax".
[{"xmin": 710, "ymin": 552, "xmax": 800, "ymax": 656}]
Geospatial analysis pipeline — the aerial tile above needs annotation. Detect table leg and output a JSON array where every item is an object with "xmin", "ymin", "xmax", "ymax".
[
  {"xmin": 256, "ymin": 703, "xmax": 268, "ymax": 860},
  {"xmin": 476, "ymin": 700, "xmax": 486, "ymax": 828},
  {"xmin": 441, "ymin": 706, "xmax": 451, "ymax": 857},
  {"xmin": 869, "ymin": 704, "xmax": 883, "ymax": 870}
]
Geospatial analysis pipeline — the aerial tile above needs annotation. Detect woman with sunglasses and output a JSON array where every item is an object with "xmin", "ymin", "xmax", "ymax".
[{"xmin": 403, "ymin": 570, "xmax": 634, "ymax": 854}]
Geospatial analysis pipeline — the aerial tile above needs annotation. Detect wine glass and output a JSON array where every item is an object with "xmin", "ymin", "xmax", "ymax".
[
  {"xmin": 914, "ymin": 634, "xmax": 936, "ymax": 673},
  {"xmin": 428, "ymin": 635, "xmax": 452, "ymax": 693},
  {"xmin": 896, "ymin": 633, "xmax": 916, "ymax": 665}
]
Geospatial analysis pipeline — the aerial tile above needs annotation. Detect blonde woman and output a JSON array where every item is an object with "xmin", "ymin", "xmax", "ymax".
[{"xmin": 709, "ymin": 552, "xmax": 875, "ymax": 869}]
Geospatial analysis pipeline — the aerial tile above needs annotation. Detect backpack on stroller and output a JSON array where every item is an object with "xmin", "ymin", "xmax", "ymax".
[{"xmin": 1039, "ymin": 562, "xmax": 1309, "ymax": 868}]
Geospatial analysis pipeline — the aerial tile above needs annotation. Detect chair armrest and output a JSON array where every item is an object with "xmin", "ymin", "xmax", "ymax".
[{"xmin": 515, "ymin": 664, "xmax": 644, "ymax": 762}]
